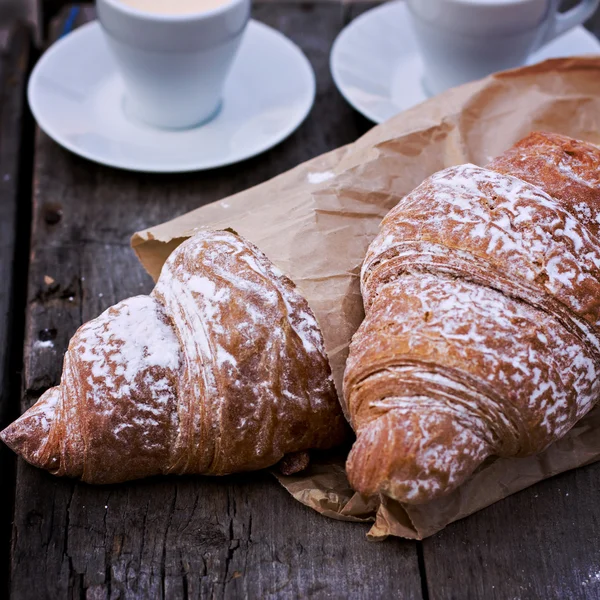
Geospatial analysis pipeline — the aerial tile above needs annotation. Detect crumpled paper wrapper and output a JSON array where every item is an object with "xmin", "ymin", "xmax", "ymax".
[{"xmin": 132, "ymin": 56, "xmax": 600, "ymax": 540}]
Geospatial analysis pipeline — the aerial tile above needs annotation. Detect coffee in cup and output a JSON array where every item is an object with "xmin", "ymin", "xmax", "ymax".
[{"xmin": 116, "ymin": 0, "xmax": 233, "ymax": 16}]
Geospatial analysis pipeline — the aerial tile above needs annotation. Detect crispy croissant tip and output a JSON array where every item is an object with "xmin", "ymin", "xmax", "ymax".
[
  {"xmin": 346, "ymin": 418, "xmax": 393, "ymax": 498},
  {"xmin": 278, "ymin": 451, "xmax": 311, "ymax": 476},
  {"xmin": 0, "ymin": 388, "xmax": 60, "ymax": 472},
  {"xmin": 347, "ymin": 411, "xmax": 492, "ymax": 505},
  {"xmin": 0, "ymin": 421, "xmax": 17, "ymax": 451}
]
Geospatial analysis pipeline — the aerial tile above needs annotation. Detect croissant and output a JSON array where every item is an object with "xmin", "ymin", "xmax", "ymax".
[
  {"xmin": 2, "ymin": 230, "xmax": 347, "ymax": 483},
  {"xmin": 344, "ymin": 132, "xmax": 600, "ymax": 505}
]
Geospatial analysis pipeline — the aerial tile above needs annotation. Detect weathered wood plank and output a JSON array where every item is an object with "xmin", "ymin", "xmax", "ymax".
[
  {"xmin": 422, "ymin": 464, "xmax": 600, "ymax": 600},
  {"xmin": 9, "ymin": 5, "xmax": 422, "ymax": 599},
  {"xmin": 0, "ymin": 23, "xmax": 33, "ymax": 599}
]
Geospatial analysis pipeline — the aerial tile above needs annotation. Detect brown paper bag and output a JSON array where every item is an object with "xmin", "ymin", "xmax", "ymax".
[{"xmin": 132, "ymin": 56, "xmax": 600, "ymax": 540}]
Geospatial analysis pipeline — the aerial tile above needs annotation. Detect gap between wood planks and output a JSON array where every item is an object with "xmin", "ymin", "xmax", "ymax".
[
  {"xmin": 0, "ymin": 23, "xmax": 36, "ymax": 599},
  {"xmin": 417, "ymin": 542, "xmax": 430, "ymax": 600}
]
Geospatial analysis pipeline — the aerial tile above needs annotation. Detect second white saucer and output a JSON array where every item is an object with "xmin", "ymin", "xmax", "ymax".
[
  {"xmin": 331, "ymin": 0, "xmax": 600, "ymax": 124},
  {"xmin": 29, "ymin": 20, "xmax": 316, "ymax": 172}
]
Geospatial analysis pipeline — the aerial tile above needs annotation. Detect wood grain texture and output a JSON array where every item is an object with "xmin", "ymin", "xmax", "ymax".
[
  {"xmin": 422, "ymin": 464, "xmax": 600, "ymax": 600},
  {"xmin": 0, "ymin": 22, "xmax": 31, "ymax": 457},
  {"xmin": 0, "ymin": 22, "xmax": 33, "ymax": 600},
  {"xmin": 9, "ymin": 4, "xmax": 423, "ymax": 600}
]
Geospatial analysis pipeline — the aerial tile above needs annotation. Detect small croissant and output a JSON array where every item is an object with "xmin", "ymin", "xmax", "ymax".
[
  {"xmin": 344, "ymin": 132, "xmax": 600, "ymax": 505},
  {"xmin": 2, "ymin": 230, "xmax": 347, "ymax": 483}
]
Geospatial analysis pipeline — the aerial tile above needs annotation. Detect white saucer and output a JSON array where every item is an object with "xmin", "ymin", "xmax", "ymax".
[
  {"xmin": 28, "ymin": 20, "xmax": 316, "ymax": 172},
  {"xmin": 331, "ymin": 1, "xmax": 600, "ymax": 124}
]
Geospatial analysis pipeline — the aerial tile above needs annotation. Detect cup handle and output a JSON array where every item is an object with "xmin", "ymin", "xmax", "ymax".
[{"xmin": 538, "ymin": 0, "xmax": 599, "ymax": 47}]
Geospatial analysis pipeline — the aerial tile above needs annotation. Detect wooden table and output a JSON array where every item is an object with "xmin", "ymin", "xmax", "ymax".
[{"xmin": 2, "ymin": 3, "xmax": 600, "ymax": 599}]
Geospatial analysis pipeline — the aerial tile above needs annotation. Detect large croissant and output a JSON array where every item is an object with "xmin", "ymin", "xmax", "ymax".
[
  {"xmin": 2, "ymin": 230, "xmax": 347, "ymax": 483},
  {"xmin": 344, "ymin": 132, "xmax": 600, "ymax": 505}
]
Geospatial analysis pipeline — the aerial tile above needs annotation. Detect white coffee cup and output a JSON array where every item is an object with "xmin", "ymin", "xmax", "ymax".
[
  {"xmin": 96, "ymin": 0, "xmax": 251, "ymax": 129},
  {"xmin": 407, "ymin": 0, "xmax": 600, "ymax": 96}
]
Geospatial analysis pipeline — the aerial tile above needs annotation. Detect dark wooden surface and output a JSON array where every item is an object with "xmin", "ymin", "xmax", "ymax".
[
  {"xmin": 0, "ymin": 22, "xmax": 34, "ymax": 600},
  {"xmin": 3, "ymin": 2, "xmax": 600, "ymax": 599}
]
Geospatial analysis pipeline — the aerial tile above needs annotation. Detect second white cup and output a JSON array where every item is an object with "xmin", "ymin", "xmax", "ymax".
[
  {"xmin": 407, "ymin": 0, "xmax": 600, "ymax": 96},
  {"xmin": 96, "ymin": 0, "xmax": 251, "ymax": 129}
]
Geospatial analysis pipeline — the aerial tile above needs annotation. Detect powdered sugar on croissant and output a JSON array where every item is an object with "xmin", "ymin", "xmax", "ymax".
[
  {"xmin": 345, "ymin": 132, "xmax": 600, "ymax": 505},
  {"xmin": 2, "ymin": 230, "xmax": 347, "ymax": 483}
]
